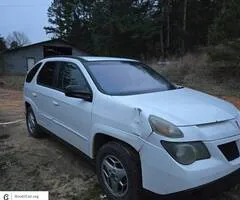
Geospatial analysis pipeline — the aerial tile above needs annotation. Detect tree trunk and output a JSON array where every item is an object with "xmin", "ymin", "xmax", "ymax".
[
  {"xmin": 160, "ymin": 25, "xmax": 164, "ymax": 58},
  {"xmin": 181, "ymin": 0, "xmax": 188, "ymax": 55},
  {"xmin": 160, "ymin": 4, "xmax": 165, "ymax": 59},
  {"xmin": 166, "ymin": 0, "xmax": 170, "ymax": 56}
]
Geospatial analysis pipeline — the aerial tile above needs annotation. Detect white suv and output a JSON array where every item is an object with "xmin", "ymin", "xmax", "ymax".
[{"xmin": 24, "ymin": 56, "xmax": 240, "ymax": 199}]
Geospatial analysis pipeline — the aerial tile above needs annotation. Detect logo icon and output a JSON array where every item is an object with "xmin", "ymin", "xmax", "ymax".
[{"xmin": 3, "ymin": 194, "xmax": 9, "ymax": 200}]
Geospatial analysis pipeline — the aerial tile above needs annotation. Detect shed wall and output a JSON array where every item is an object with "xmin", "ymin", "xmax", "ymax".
[{"xmin": 2, "ymin": 41, "xmax": 85, "ymax": 75}]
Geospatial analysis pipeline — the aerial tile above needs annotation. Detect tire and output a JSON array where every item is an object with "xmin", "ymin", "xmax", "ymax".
[
  {"xmin": 96, "ymin": 141, "xmax": 142, "ymax": 200},
  {"xmin": 26, "ymin": 107, "xmax": 43, "ymax": 138}
]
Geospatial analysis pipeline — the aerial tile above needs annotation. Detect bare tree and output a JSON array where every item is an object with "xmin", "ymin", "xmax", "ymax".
[{"xmin": 6, "ymin": 31, "xmax": 30, "ymax": 49}]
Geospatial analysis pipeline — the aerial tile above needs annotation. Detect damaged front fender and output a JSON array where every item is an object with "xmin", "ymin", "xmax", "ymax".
[{"xmin": 130, "ymin": 107, "xmax": 153, "ymax": 140}]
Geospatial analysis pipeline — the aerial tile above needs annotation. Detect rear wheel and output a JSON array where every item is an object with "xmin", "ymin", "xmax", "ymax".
[
  {"xmin": 26, "ymin": 107, "xmax": 43, "ymax": 138},
  {"xmin": 96, "ymin": 142, "xmax": 142, "ymax": 200}
]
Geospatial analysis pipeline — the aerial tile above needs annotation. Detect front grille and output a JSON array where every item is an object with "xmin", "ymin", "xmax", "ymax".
[{"xmin": 218, "ymin": 142, "xmax": 239, "ymax": 161}]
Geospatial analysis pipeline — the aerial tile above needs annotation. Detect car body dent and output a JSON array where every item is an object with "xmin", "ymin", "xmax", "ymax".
[{"xmin": 89, "ymin": 94, "xmax": 152, "ymax": 158}]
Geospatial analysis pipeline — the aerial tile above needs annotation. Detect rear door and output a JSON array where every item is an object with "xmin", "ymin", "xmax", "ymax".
[
  {"xmin": 35, "ymin": 61, "xmax": 59, "ymax": 133},
  {"xmin": 24, "ymin": 62, "xmax": 43, "ymax": 120}
]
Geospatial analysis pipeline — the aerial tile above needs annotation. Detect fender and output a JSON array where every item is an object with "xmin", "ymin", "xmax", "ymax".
[
  {"xmin": 24, "ymin": 97, "xmax": 39, "ymax": 122},
  {"xmin": 89, "ymin": 123, "xmax": 146, "ymax": 158}
]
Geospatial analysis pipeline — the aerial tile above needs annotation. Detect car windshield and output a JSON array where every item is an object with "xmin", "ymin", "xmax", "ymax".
[{"xmin": 85, "ymin": 61, "xmax": 176, "ymax": 95}]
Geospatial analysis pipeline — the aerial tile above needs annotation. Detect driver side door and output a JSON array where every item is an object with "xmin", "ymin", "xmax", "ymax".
[{"xmin": 51, "ymin": 61, "xmax": 93, "ymax": 154}]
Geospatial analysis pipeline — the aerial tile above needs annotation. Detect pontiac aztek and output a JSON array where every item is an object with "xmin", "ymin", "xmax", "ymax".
[{"xmin": 24, "ymin": 56, "xmax": 240, "ymax": 200}]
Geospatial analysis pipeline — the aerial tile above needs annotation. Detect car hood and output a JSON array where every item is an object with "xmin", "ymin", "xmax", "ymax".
[{"xmin": 112, "ymin": 88, "xmax": 238, "ymax": 126}]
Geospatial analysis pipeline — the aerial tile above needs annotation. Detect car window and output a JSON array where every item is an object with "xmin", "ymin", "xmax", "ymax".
[
  {"xmin": 85, "ymin": 61, "xmax": 176, "ymax": 95},
  {"xmin": 26, "ymin": 62, "xmax": 42, "ymax": 83},
  {"xmin": 57, "ymin": 62, "xmax": 89, "ymax": 91},
  {"xmin": 37, "ymin": 62, "xmax": 57, "ymax": 88}
]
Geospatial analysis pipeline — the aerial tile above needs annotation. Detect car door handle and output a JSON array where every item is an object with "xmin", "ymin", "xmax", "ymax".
[
  {"xmin": 32, "ymin": 92, "xmax": 37, "ymax": 97},
  {"xmin": 52, "ymin": 101, "xmax": 59, "ymax": 106}
]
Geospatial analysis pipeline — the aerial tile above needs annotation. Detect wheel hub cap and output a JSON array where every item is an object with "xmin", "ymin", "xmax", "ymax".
[
  {"xmin": 101, "ymin": 155, "xmax": 128, "ymax": 197},
  {"xmin": 28, "ymin": 112, "xmax": 35, "ymax": 133}
]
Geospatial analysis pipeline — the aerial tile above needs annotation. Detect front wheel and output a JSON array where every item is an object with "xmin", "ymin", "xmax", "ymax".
[{"xmin": 96, "ymin": 142, "xmax": 142, "ymax": 200}]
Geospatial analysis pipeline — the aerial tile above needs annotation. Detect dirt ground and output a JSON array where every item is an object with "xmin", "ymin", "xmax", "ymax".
[
  {"xmin": 1, "ymin": 88, "xmax": 240, "ymax": 200},
  {"xmin": 0, "ymin": 88, "xmax": 101, "ymax": 200},
  {"xmin": 0, "ymin": 89, "xmax": 24, "ymax": 123}
]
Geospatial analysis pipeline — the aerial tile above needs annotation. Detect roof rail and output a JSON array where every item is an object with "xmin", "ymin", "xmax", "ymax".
[{"xmin": 45, "ymin": 55, "xmax": 86, "ymax": 62}]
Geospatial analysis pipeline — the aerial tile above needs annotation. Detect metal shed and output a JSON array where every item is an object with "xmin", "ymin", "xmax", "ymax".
[{"xmin": 0, "ymin": 39, "xmax": 86, "ymax": 75}]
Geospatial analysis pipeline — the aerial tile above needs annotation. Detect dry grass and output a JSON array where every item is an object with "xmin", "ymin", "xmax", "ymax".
[
  {"xmin": 149, "ymin": 53, "xmax": 240, "ymax": 97},
  {"xmin": 0, "ymin": 75, "xmax": 25, "ymax": 91}
]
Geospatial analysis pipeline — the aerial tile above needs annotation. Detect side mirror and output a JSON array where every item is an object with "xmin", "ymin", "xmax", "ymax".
[{"xmin": 65, "ymin": 85, "xmax": 92, "ymax": 102}]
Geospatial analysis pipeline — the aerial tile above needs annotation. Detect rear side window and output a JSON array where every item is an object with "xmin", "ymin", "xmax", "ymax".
[
  {"xmin": 26, "ymin": 63, "xmax": 42, "ymax": 83},
  {"xmin": 37, "ymin": 62, "xmax": 57, "ymax": 88}
]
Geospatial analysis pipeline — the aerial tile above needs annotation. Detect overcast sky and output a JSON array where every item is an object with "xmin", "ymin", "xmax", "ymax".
[{"xmin": 0, "ymin": 0, "xmax": 52, "ymax": 44}]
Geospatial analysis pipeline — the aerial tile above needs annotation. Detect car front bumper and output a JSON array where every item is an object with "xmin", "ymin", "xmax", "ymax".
[
  {"xmin": 140, "ymin": 134, "xmax": 240, "ymax": 195},
  {"xmin": 145, "ymin": 167, "xmax": 240, "ymax": 199}
]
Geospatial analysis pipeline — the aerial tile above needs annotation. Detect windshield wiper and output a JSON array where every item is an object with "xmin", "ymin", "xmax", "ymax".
[{"xmin": 177, "ymin": 86, "xmax": 184, "ymax": 89}]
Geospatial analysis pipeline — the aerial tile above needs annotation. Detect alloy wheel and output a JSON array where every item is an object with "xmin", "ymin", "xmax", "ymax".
[
  {"xmin": 27, "ymin": 112, "xmax": 36, "ymax": 134},
  {"xmin": 101, "ymin": 155, "xmax": 128, "ymax": 197}
]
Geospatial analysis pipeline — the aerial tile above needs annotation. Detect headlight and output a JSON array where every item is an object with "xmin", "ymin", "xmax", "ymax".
[
  {"xmin": 149, "ymin": 115, "xmax": 184, "ymax": 138},
  {"xmin": 161, "ymin": 141, "xmax": 210, "ymax": 165}
]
